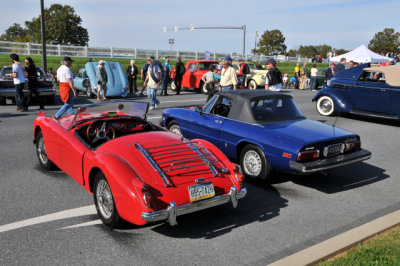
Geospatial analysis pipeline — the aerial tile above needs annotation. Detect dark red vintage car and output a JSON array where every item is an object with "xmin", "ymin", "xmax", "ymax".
[{"xmin": 33, "ymin": 101, "xmax": 246, "ymax": 228}]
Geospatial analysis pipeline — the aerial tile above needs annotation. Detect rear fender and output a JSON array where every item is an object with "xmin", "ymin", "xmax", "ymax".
[
  {"xmin": 84, "ymin": 152, "xmax": 149, "ymax": 225},
  {"xmin": 312, "ymin": 87, "xmax": 351, "ymax": 113}
]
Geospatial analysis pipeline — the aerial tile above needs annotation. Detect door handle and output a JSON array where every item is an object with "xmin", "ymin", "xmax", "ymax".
[
  {"xmin": 380, "ymin": 89, "xmax": 386, "ymax": 92},
  {"xmin": 215, "ymin": 120, "xmax": 222, "ymax": 124}
]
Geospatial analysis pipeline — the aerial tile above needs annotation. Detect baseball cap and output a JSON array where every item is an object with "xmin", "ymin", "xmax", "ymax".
[
  {"xmin": 63, "ymin": 56, "xmax": 74, "ymax": 62},
  {"xmin": 266, "ymin": 58, "xmax": 276, "ymax": 65},
  {"xmin": 225, "ymin": 56, "xmax": 232, "ymax": 61}
]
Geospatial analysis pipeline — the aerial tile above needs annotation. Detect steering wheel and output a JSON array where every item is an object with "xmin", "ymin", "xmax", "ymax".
[
  {"xmin": 86, "ymin": 121, "xmax": 115, "ymax": 144},
  {"xmin": 214, "ymin": 104, "xmax": 230, "ymax": 117}
]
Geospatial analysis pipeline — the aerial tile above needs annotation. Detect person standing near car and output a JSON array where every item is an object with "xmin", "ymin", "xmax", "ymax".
[
  {"xmin": 10, "ymin": 53, "xmax": 26, "ymax": 112},
  {"xmin": 144, "ymin": 60, "xmax": 162, "ymax": 110},
  {"xmin": 160, "ymin": 57, "xmax": 171, "ymax": 96},
  {"xmin": 333, "ymin": 58, "xmax": 346, "ymax": 74},
  {"xmin": 294, "ymin": 63, "xmax": 300, "ymax": 89},
  {"xmin": 96, "ymin": 60, "xmax": 108, "ymax": 101},
  {"xmin": 219, "ymin": 59, "xmax": 237, "ymax": 105},
  {"xmin": 264, "ymin": 59, "xmax": 282, "ymax": 91},
  {"xmin": 54, "ymin": 56, "xmax": 77, "ymax": 119},
  {"xmin": 126, "ymin": 60, "xmax": 138, "ymax": 95},
  {"xmin": 202, "ymin": 64, "xmax": 218, "ymax": 102},
  {"xmin": 24, "ymin": 57, "xmax": 44, "ymax": 110},
  {"xmin": 309, "ymin": 64, "xmax": 318, "ymax": 91},
  {"xmin": 174, "ymin": 57, "xmax": 185, "ymax": 95},
  {"xmin": 139, "ymin": 57, "xmax": 153, "ymax": 95}
]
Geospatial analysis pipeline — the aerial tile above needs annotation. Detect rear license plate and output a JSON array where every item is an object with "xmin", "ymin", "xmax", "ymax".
[
  {"xmin": 188, "ymin": 182, "xmax": 215, "ymax": 202},
  {"xmin": 325, "ymin": 143, "xmax": 344, "ymax": 157}
]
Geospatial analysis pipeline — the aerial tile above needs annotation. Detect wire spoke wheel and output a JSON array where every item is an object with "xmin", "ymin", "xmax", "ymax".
[{"xmin": 96, "ymin": 179, "xmax": 114, "ymax": 219}]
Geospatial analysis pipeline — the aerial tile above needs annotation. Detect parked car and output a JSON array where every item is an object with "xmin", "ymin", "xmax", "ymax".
[
  {"xmin": 170, "ymin": 60, "xmax": 219, "ymax": 94},
  {"xmin": 316, "ymin": 68, "xmax": 328, "ymax": 89},
  {"xmin": 0, "ymin": 66, "xmax": 56, "ymax": 105},
  {"xmin": 246, "ymin": 63, "xmax": 267, "ymax": 89},
  {"xmin": 313, "ymin": 64, "xmax": 400, "ymax": 120},
  {"xmin": 33, "ymin": 100, "xmax": 246, "ymax": 228},
  {"xmin": 162, "ymin": 90, "xmax": 371, "ymax": 180},
  {"xmin": 73, "ymin": 61, "xmax": 129, "ymax": 98}
]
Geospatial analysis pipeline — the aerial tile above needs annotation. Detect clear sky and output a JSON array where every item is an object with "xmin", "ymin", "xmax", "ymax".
[{"xmin": 1, "ymin": 0, "xmax": 399, "ymax": 54}]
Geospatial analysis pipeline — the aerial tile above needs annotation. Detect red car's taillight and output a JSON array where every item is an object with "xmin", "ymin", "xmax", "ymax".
[
  {"xmin": 297, "ymin": 150, "xmax": 320, "ymax": 161},
  {"xmin": 142, "ymin": 185, "xmax": 154, "ymax": 209},
  {"xmin": 233, "ymin": 165, "xmax": 244, "ymax": 183}
]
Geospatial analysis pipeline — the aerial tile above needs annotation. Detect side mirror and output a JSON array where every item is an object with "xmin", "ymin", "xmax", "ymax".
[{"xmin": 195, "ymin": 106, "xmax": 203, "ymax": 115}]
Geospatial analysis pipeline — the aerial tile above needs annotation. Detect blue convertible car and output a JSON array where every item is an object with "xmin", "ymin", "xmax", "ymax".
[
  {"xmin": 313, "ymin": 64, "xmax": 400, "ymax": 120},
  {"xmin": 73, "ymin": 61, "xmax": 128, "ymax": 98},
  {"xmin": 161, "ymin": 90, "xmax": 371, "ymax": 180}
]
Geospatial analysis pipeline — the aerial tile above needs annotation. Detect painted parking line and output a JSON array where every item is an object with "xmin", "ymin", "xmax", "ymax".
[
  {"xmin": 0, "ymin": 205, "xmax": 96, "ymax": 233},
  {"xmin": 59, "ymin": 220, "xmax": 103, "ymax": 230}
]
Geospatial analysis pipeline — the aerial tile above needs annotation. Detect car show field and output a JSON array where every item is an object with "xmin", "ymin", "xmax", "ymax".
[{"xmin": 0, "ymin": 89, "xmax": 399, "ymax": 265}]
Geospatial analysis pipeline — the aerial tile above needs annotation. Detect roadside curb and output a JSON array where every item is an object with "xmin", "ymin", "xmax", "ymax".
[{"xmin": 269, "ymin": 210, "xmax": 400, "ymax": 266}]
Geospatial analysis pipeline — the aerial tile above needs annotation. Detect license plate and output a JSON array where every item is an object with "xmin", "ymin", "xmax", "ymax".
[
  {"xmin": 188, "ymin": 182, "xmax": 215, "ymax": 202},
  {"xmin": 325, "ymin": 143, "xmax": 344, "ymax": 157}
]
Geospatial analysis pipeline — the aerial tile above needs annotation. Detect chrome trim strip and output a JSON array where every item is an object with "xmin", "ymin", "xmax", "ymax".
[
  {"xmin": 141, "ymin": 187, "xmax": 247, "ymax": 225},
  {"xmin": 289, "ymin": 150, "xmax": 371, "ymax": 173}
]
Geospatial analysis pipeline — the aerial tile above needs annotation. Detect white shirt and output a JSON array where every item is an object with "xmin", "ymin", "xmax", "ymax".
[
  {"xmin": 266, "ymin": 83, "xmax": 282, "ymax": 91},
  {"xmin": 57, "ymin": 65, "xmax": 73, "ymax": 83},
  {"xmin": 12, "ymin": 63, "xmax": 26, "ymax": 84},
  {"xmin": 310, "ymin": 68, "xmax": 318, "ymax": 77}
]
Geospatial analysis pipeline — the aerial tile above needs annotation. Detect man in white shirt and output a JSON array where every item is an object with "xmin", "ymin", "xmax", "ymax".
[
  {"xmin": 144, "ymin": 60, "xmax": 161, "ymax": 110},
  {"xmin": 10, "ymin": 53, "xmax": 26, "ymax": 112},
  {"xmin": 54, "ymin": 56, "xmax": 77, "ymax": 119},
  {"xmin": 219, "ymin": 59, "xmax": 237, "ymax": 105}
]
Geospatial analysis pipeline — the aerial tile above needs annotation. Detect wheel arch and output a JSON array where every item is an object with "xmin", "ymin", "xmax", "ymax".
[
  {"xmin": 313, "ymin": 90, "xmax": 351, "ymax": 113},
  {"xmin": 236, "ymin": 140, "xmax": 265, "ymax": 161}
]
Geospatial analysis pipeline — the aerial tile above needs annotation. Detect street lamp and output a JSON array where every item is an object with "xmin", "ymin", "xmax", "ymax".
[
  {"xmin": 254, "ymin": 30, "xmax": 259, "ymax": 55},
  {"xmin": 168, "ymin": 38, "xmax": 174, "ymax": 58}
]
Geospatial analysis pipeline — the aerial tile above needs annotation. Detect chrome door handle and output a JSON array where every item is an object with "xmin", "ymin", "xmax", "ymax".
[
  {"xmin": 215, "ymin": 120, "xmax": 222, "ymax": 124},
  {"xmin": 380, "ymin": 89, "xmax": 386, "ymax": 92}
]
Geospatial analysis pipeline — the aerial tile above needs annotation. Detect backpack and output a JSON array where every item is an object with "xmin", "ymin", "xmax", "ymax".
[{"xmin": 243, "ymin": 63, "xmax": 250, "ymax": 74}]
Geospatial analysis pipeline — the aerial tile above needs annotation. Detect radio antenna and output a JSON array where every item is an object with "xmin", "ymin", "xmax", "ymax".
[{"xmin": 332, "ymin": 116, "xmax": 339, "ymax": 136}]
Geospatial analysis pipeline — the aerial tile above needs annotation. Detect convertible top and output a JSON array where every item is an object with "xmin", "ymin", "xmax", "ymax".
[
  {"xmin": 217, "ymin": 90, "xmax": 295, "ymax": 124},
  {"xmin": 363, "ymin": 65, "xmax": 400, "ymax": 87}
]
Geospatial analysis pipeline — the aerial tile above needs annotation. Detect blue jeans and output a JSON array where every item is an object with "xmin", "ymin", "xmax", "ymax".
[
  {"xmin": 147, "ymin": 86, "xmax": 159, "ymax": 108},
  {"xmin": 310, "ymin": 77, "xmax": 317, "ymax": 91},
  {"xmin": 221, "ymin": 85, "xmax": 233, "ymax": 105},
  {"xmin": 54, "ymin": 90, "xmax": 74, "ymax": 118},
  {"xmin": 15, "ymin": 83, "xmax": 25, "ymax": 109}
]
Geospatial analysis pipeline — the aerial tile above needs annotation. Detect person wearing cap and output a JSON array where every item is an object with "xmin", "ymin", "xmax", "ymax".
[
  {"xmin": 174, "ymin": 57, "xmax": 185, "ymax": 95},
  {"xmin": 96, "ymin": 60, "xmax": 108, "ymax": 101},
  {"xmin": 219, "ymin": 59, "xmax": 238, "ymax": 104},
  {"xmin": 139, "ymin": 57, "xmax": 153, "ymax": 95},
  {"xmin": 225, "ymin": 56, "xmax": 233, "ymax": 66},
  {"xmin": 264, "ymin": 59, "xmax": 282, "ymax": 91},
  {"xmin": 9, "ymin": 53, "xmax": 26, "ymax": 112},
  {"xmin": 54, "ymin": 56, "xmax": 77, "ymax": 119}
]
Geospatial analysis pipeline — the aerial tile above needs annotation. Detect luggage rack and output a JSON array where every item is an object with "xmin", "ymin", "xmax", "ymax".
[{"xmin": 135, "ymin": 139, "xmax": 223, "ymax": 187}]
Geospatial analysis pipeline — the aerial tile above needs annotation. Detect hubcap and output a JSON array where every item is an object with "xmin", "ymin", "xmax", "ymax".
[
  {"xmin": 320, "ymin": 99, "xmax": 332, "ymax": 113},
  {"xmin": 96, "ymin": 179, "xmax": 113, "ymax": 219},
  {"xmin": 170, "ymin": 125, "xmax": 182, "ymax": 136},
  {"xmin": 37, "ymin": 137, "xmax": 48, "ymax": 164},
  {"xmin": 243, "ymin": 150, "xmax": 262, "ymax": 176}
]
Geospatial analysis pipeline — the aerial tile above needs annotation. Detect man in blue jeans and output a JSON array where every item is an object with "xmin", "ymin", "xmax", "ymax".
[
  {"xmin": 10, "ymin": 53, "xmax": 26, "ymax": 112},
  {"xmin": 219, "ymin": 59, "xmax": 237, "ymax": 105},
  {"xmin": 144, "ymin": 61, "xmax": 161, "ymax": 110}
]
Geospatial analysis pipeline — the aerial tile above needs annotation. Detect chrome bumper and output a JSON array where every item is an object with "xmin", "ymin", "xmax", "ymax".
[
  {"xmin": 141, "ymin": 186, "xmax": 247, "ymax": 226},
  {"xmin": 289, "ymin": 149, "xmax": 371, "ymax": 173}
]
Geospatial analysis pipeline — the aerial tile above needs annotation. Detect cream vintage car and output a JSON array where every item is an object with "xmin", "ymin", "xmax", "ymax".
[{"xmin": 232, "ymin": 63, "xmax": 268, "ymax": 89}]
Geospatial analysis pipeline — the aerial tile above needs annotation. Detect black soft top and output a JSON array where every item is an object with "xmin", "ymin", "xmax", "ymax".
[{"xmin": 217, "ymin": 90, "xmax": 294, "ymax": 124}]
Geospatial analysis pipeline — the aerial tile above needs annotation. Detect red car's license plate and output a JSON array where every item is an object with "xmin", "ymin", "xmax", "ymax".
[{"xmin": 188, "ymin": 182, "xmax": 215, "ymax": 202}]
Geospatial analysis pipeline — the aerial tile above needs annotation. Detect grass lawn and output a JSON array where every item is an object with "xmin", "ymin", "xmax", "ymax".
[
  {"xmin": 0, "ymin": 53, "xmax": 328, "ymax": 87},
  {"xmin": 317, "ymin": 225, "xmax": 400, "ymax": 265}
]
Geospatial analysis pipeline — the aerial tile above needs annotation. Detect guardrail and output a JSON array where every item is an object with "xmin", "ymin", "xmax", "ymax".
[{"xmin": 0, "ymin": 41, "xmax": 311, "ymax": 62}]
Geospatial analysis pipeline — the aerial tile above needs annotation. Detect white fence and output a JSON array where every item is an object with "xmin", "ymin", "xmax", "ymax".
[{"xmin": 0, "ymin": 40, "xmax": 309, "ymax": 62}]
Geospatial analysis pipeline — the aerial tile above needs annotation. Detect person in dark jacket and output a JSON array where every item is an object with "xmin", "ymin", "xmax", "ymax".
[
  {"xmin": 174, "ymin": 57, "xmax": 185, "ymax": 95},
  {"xmin": 24, "ymin": 57, "xmax": 44, "ymax": 110},
  {"xmin": 333, "ymin": 58, "xmax": 346, "ymax": 74},
  {"xmin": 325, "ymin": 63, "xmax": 335, "ymax": 83},
  {"xmin": 126, "ymin": 60, "xmax": 138, "ymax": 94}
]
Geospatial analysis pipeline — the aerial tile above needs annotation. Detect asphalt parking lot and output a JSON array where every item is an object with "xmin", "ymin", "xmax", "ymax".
[{"xmin": 0, "ymin": 89, "xmax": 399, "ymax": 265}]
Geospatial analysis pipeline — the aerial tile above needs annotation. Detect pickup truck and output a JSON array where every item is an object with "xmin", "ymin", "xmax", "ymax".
[{"xmin": 170, "ymin": 60, "xmax": 219, "ymax": 94}]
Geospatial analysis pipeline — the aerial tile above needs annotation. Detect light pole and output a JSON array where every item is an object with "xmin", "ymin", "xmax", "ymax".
[
  {"xmin": 168, "ymin": 38, "xmax": 174, "ymax": 58},
  {"xmin": 254, "ymin": 30, "xmax": 259, "ymax": 55},
  {"xmin": 40, "ymin": 0, "xmax": 47, "ymax": 72}
]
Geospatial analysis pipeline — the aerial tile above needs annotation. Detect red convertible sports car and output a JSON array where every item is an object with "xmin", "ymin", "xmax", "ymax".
[{"xmin": 33, "ymin": 101, "xmax": 246, "ymax": 228}]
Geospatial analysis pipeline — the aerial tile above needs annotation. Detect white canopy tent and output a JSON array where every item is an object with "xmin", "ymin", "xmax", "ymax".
[{"xmin": 329, "ymin": 44, "xmax": 390, "ymax": 64}]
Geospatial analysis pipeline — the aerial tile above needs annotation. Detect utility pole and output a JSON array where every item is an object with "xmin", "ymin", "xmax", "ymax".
[
  {"xmin": 40, "ymin": 0, "xmax": 47, "ymax": 72},
  {"xmin": 254, "ymin": 30, "xmax": 259, "ymax": 55},
  {"xmin": 168, "ymin": 39, "xmax": 174, "ymax": 58}
]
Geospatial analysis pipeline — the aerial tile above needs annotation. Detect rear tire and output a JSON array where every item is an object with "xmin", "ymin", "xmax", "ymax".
[
  {"xmin": 240, "ymin": 144, "xmax": 271, "ymax": 180},
  {"xmin": 0, "ymin": 96, "xmax": 6, "ymax": 105},
  {"xmin": 86, "ymin": 86, "xmax": 94, "ymax": 98},
  {"xmin": 167, "ymin": 120, "xmax": 182, "ymax": 136},
  {"xmin": 93, "ymin": 171, "xmax": 123, "ymax": 228},
  {"xmin": 170, "ymin": 80, "xmax": 177, "ymax": 92},
  {"xmin": 36, "ymin": 131, "xmax": 56, "ymax": 170}
]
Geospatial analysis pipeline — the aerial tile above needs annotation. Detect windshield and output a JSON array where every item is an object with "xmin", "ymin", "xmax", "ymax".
[
  {"xmin": 198, "ymin": 62, "xmax": 218, "ymax": 71},
  {"xmin": 71, "ymin": 100, "xmax": 148, "ymax": 129},
  {"xmin": 250, "ymin": 97, "xmax": 304, "ymax": 122}
]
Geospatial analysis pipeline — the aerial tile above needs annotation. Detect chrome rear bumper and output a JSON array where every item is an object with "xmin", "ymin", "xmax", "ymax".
[
  {"xmin": 289, "ymin": 149, "xmax": 371, "ymax": 173},
  {"xmin": 141, "ymin": 186, "xmax": 247, "ymax": 226}
]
